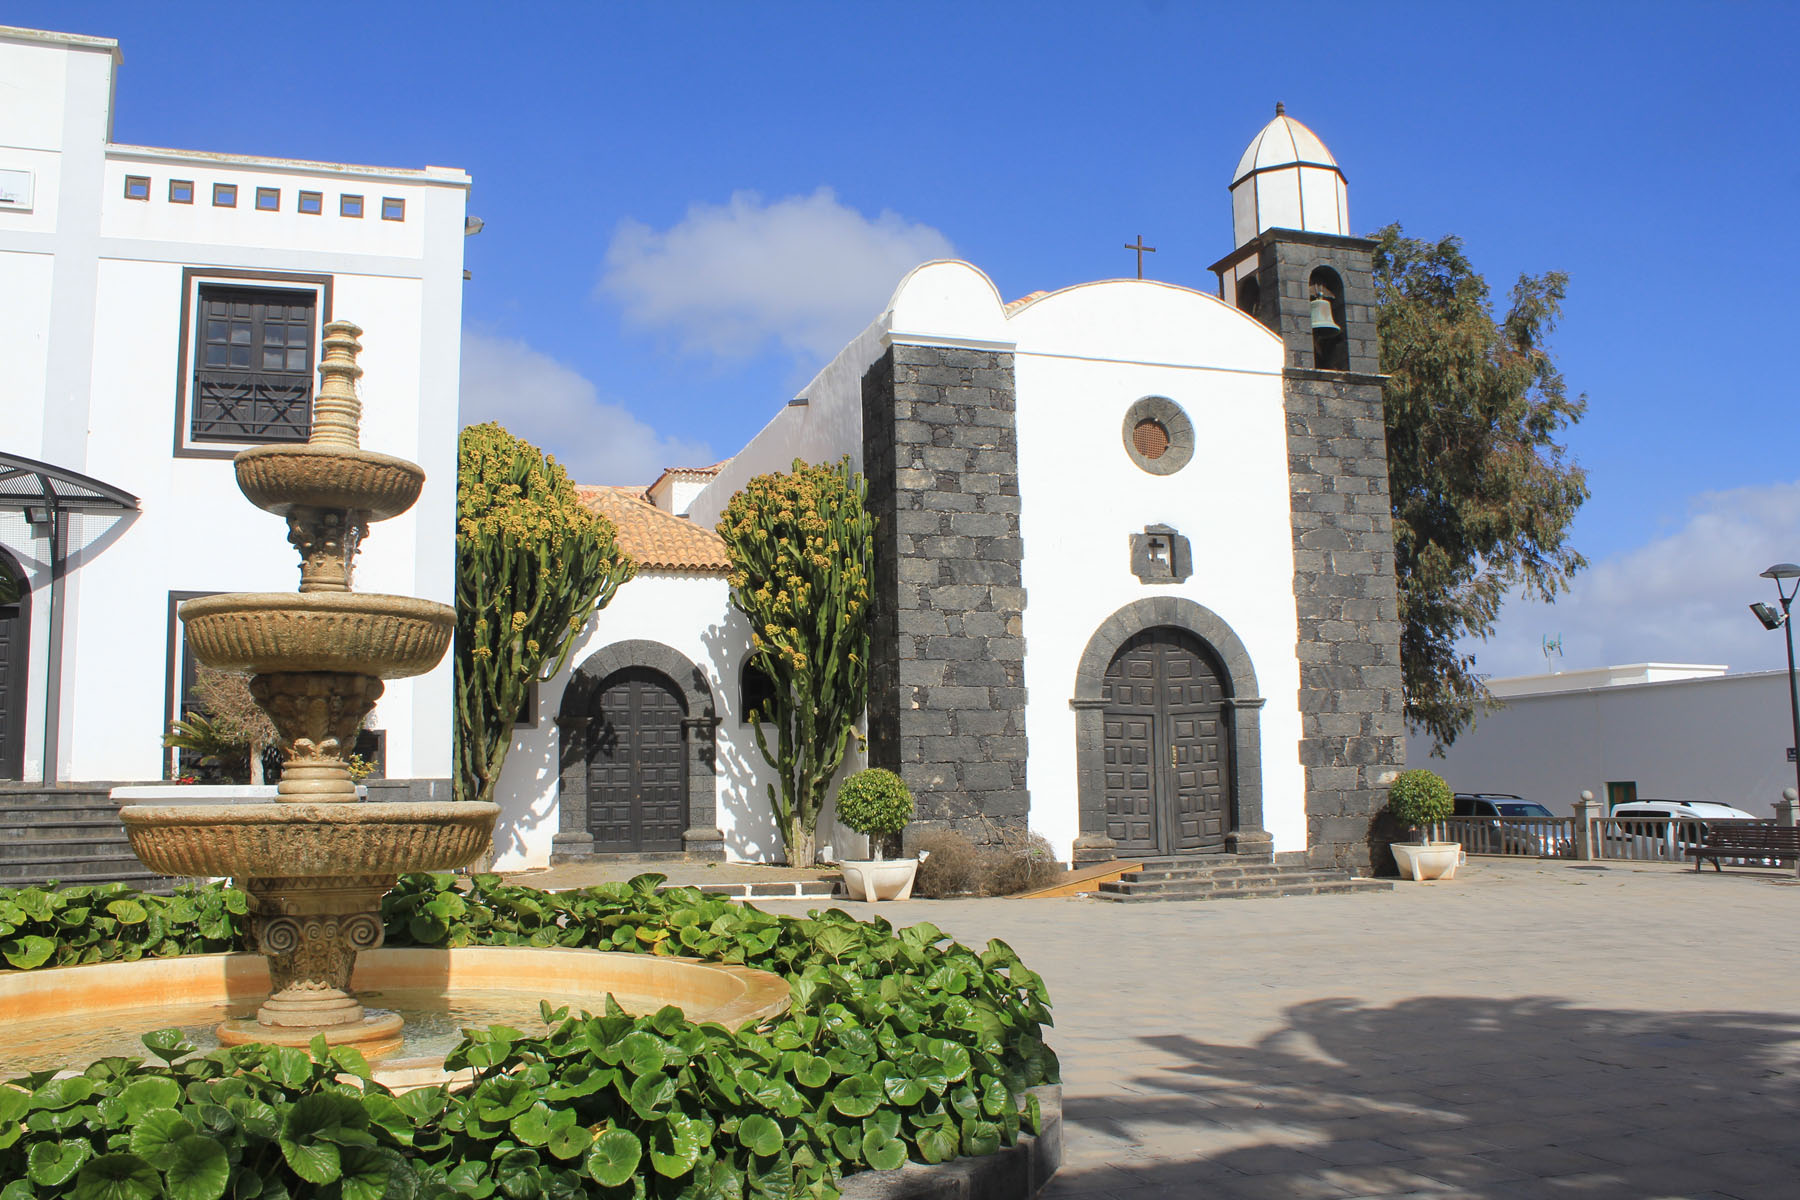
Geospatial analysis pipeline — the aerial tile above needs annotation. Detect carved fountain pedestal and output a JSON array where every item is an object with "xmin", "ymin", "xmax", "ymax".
[{"xmin": 123, "ymin": 321, "xmax": 497, "ymax": 1054}]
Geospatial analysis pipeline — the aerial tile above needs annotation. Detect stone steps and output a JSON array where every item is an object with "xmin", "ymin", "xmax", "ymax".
[
  {"xmin": 0, "ymin": 788, "xmax": 179, "ymax": 893},
  {"xmin": 1094, "ymin": 854, "xmax": 1392, "ymax": 903}
]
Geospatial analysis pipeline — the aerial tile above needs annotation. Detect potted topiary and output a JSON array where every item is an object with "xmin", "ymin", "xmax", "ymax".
[
  {"xmin": 833, "ymin": 767, "xmax": 918, "ymax": 901},
  {"xmin": 1386, "ymin": 768, "xmax": 1459, "ymax": 880}
]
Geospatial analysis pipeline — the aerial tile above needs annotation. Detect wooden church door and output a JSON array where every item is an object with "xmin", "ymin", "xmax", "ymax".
[
  {"xmin": 0, "ymin": 550, "xmax": 26, "ymax": 781},
  {"xmin": 586, "ymin": 667, "xmax": 687, "ymax": 853},
  {"xmin": 1101, "ymin": 628, "xmax": 1230, "ymax": 855}
]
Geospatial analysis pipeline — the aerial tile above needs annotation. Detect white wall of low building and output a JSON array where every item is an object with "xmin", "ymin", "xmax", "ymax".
[
  {"xmin": 1409, "ymin": 669, "xmax": 1798, "ymax": 816},
  {"xmin": 0, "ymin": 28, "xmax": 466, "ymax": 784},
  {"xmin": 488, "ymin": 571, "xmax": 869, "ymax": 871}
]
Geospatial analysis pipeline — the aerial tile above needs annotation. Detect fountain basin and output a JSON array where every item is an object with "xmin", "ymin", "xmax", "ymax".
[
  {"xmin": 0, "ymin": 947, "xmax": 791, "ymax": 1087},
  {"xmin": 179, "ymin": 592, "xmax": 452, "ymax": 677},
  {"xmin": 235, "ymin": 444, "xmax": 425, "ymax": 520},
  {"xmin": 120, "ymin": 802, "xmax": 499, "ymax": 877}
]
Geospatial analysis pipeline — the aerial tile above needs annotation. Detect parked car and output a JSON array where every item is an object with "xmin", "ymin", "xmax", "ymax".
[
  {"xmin": 1451, "ymin": 793, "xmax": 1573, "ymax": 857},
  {"xmin": 1604, "ymin": 800, "xmax": 1760, "ymax": 861}
]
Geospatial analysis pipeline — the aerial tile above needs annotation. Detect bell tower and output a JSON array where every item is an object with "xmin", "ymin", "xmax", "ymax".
[{"xmin": 1210, "ymin": 106, "xmax": 1406, "ymax": 872}]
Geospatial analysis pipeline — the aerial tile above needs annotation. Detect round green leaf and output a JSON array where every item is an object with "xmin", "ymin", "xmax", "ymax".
[
  {"xmin": 118, "ymin": 1077, "xmax": 182, "ymax": 1119},
  {"xmin": 916, "ymin": 1123, "xmax": 960, "ymax": 1165},
  {"xmin": 107, "ymin": 899, "xmax": 149, "ymax": 925},
  {"xmin": 71, "ymin": 1153, "xmax": 161, "ymax": 1200},
  {"xmin": 735, "ymin": 1114, "xmax": 782, "ymax": 1158},
  {"xmin": 584, "ymin": 1128, "xmax": 642, "ymax": 1188},
  {"xmin": 829, "ymin": 1075, "xmax": 881, "ymax": 1118},
  {"xmin": 29, "ymin": 1139, "xmax": 93, "ymax": 1186},
  {"xmin": 3, "ymin": 935, "xmax": 55, "ymax": 970},
  {"xmin": 792, "ymin": 1054, "xmax": 831, "ymax": 1089},
  {"xmin": 129, "ymin": 1108, "xmax": 196, "ymax": 1167},
  {"xmin": 862, "ymin": 1126, "xmax": 906, "ymax": 1172},
  {"xmin": 615, "ymin": 1031, "xmax": 665, "ymax": 1077},
  {"xmin": 335, "ymin": 1146, "xmax": 392, "ymax": 1200},
  {"xmin": 882, "ymin": 1075, "xmax": 926, "ymax": 1107},
  {"xmin": 165, "ymin": 1136, "xmax": 230, "ymax": 1200},
  {"xmin": 626, "ymin": 1071, "xmax": 675, "ymax": 1120},
  {"xmin": 546, "ymin": 1123, "xmax": 593, "ymax": 1162}
]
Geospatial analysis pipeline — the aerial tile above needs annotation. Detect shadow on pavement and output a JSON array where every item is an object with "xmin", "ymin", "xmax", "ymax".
[{"xmin": 1046, "ymin": 995, "xmax": 1800, "ymax": 1199}]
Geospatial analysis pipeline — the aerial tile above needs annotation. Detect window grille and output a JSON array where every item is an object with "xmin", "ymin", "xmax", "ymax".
[{"xmin": 190, "ymin": 286, "xmax": 315, "ymax": 443}]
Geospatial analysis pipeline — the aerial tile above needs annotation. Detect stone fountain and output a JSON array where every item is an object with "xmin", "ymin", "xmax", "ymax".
[{"xmin": 121, "ymin": 322, "xmax": 498, "ymax": 1055}]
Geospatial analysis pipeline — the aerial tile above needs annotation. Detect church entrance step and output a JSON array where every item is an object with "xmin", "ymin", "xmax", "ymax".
[
  {"xmin": 1095, "ymin": 877, "xmax": 1394, "ymax": 903},
  {"xmin": 1094, "ymin": 858, "xmax": 1392, "ymax": 902}
]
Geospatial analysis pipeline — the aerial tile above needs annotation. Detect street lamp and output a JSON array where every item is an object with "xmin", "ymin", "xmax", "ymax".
[{"xmin": 1751, "ymin": 562, "xmax": 1800, "ymax": 800}]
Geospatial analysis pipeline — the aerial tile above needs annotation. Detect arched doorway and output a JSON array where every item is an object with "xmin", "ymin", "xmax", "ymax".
[
  {"xmin": 554, "ymin": 639, "xmax": 724, "ymax": 861},
  {"xmin": 1071, "ymin": 596, "xmax": 1269, "ymax": 863},
  {"xmin": 585, "ymin": 666, "xmax": 688, "ymax": 853},
  {"xmin": 1102, "ymin": 628, "xmax": 1231, "ymax": 856},
  {"xmin": 0, "ymin": 547, "xmax": 27, "ymax": 780}
]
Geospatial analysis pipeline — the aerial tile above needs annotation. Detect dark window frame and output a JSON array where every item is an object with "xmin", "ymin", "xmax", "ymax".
[
  {"xmin": 124, "ymin": 175, "xmax": 151, "ymax": 201},
  {"xmin": 740, "ymin": 661, "xmax": 779, "ymax": 724},
  {"xmin": 212, "ymin": 183, "xmax": 237, "ymax": 208},
  {"xmin": 380, "ymin": 196, "xmax": 405, "ymax": 222},
  {"xmin": 169, "ymin": 179, "xmax": 194, "ymax": 204},
  {"xmin": 255, "ymin": 187, "xmax": 280, "ymax": 212},
  {"xmin": 164, "ymin": 590, "xmax": 218, "ymax": 780},
  {"xmin": 297, "ymin": 190, "xmax": 323, "ymax": 215},
  {"xmin": 341, "ymin": 194, "xmax": 364, "ymax": 218},
  {"xmin": 172, "ymin": 268, "xmax": 333, "ymax": 461}
]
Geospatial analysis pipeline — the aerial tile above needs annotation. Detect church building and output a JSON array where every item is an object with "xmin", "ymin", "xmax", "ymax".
[{"xmin": 492, "ymin": 108, "xmax": 1405, "ymax": 873}]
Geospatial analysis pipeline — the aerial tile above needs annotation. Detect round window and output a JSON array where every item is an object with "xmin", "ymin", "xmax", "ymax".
[{"xmin": 1121, "ymin": 397, "xmax": 1193, "ymax": 475}]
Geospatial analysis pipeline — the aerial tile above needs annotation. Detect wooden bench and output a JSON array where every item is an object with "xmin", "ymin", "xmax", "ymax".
[{"xmin": 1687, "ymin": 823, "xmax": 1800, "ymax": 871}]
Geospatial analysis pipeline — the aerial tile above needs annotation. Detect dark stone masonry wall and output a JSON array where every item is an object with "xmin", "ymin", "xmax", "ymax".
[
  {"xmin": 860, "ymin": 344, "xmax": 1029, "ymax": 848},
  {"xmin": 1284, "ymin": 371, "xmax": 1407, "ymax": 870}
]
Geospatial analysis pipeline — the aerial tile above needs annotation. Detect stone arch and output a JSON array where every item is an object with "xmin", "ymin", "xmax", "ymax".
[
  {"xmin": 551, "ymin": 639, "xmax": 724, "ymax": 861},
  {"xmin": 1069, "ymin": 597, "xmax": 1268, "ymax": 863}
]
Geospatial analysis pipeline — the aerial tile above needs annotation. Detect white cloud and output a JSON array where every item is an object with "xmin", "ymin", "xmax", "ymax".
[
  {"xmin": 1472, "ymin": 481, "xmax": 1800, "ymax": 679},
  {"xmin": 459, "ymin": 330, "xmax": 713, "ymax": 486},
  {"xmin": 599, "ymin": 188, "xmax": 955, "ymax": 362}
]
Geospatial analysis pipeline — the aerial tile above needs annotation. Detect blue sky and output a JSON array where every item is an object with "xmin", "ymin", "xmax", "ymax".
[{"xmin": 18, "ymin": 1, "xmax": 1800, "ymax": 680}]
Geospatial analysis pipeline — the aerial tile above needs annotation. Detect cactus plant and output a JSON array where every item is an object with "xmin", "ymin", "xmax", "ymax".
[
  {"xmin": 454, "ymin": 423, "xmax": 635, "ymax": 807},
  {"xmin": 720, "ymin": 458, "xmax": 873, "ymax": 866}
]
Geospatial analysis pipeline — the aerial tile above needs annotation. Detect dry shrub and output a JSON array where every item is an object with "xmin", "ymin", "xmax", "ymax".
[
  {"xmin": 979, "ymin": 830, "xmax": 1065, "ymax": 896},
  {"xmin": 913, "ymin": 829, "xmax": 981, "ymax": 898}
]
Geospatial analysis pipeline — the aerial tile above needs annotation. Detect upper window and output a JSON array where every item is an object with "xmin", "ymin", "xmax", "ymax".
[
  {"xmin": 189, "ymin": 285, "xmax": 315, "ymax": 444},
  {"xmin": 298, "ymin": 191, "xmax": 323, "ymax": 215},
  {"xmin": 213, "ymin": 183, "xmax": 237, "ymax": 207},
  {"xmin": 381, "ymin": 197, "xmax": 405, "ymax": 222},
  {"xmin": 1121, "ymin": 396, "xmax": 1195, "ymax": 476},
  {"xmin": 255, "ymin": 187, "xmax": 280, "ymax": 212},
  {"xmin": 341, "ymin": 194, "xmax": 364, "ymax": 218},
  {"xmin": 169, "ymin": 180, "xmax": 194, "ymax": 204},
  {"xmin": 124, "ymin": 176, "xmax": 151, "ymax": 201}
]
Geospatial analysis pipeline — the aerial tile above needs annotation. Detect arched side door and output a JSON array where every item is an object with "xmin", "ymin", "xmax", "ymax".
[{"xmin": 585, "ymin": 666, "xmax": 687, "ymax": 853}]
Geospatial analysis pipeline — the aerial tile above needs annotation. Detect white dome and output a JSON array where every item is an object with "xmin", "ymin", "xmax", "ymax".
[
  {"xmin": 1232, "ymin": 107, "xmax": 1344, "ymax": 185},
  {"xmin": 1228, "ymin": 105, "xmax": 1350, "ymax": 248}
]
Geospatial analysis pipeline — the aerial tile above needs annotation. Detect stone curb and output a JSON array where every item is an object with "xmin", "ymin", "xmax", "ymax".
[
  {"xmin": 838, "ymin": 1085, "xmax": 1061, "ymax": 1199},
  {"xmin": 689, "ymin": 881, "xmax": 838, "ymax": 899}
]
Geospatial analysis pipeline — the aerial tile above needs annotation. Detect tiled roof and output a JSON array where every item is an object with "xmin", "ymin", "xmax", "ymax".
[
  {"xmin": 576, "ymin": 485, "xmax": 731, "ymax": 575},
  {"xmin": 1003, "ymin": 290, "xmax": 1049, "ymax": 315},
  {"xmin": 647, "ymin": 460, "xmax": 730, "ymax": 494}
]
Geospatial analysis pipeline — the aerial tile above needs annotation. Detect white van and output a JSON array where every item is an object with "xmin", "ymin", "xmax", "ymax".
[{"xmin": 1605, "ymin": 800, "xmax": 1759, "ymax": 861}]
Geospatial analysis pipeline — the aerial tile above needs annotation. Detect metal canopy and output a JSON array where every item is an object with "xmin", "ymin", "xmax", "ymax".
[{"xmin": 0, "ymin": 451, "xmax": 139, "ymax": 514}]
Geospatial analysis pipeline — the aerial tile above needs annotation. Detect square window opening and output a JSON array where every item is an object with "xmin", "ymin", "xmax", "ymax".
[
  {"xmin": 298, "ymin": 191, "xmax": 323, "ymax": 215},
  {"xmin": 341, "ymin": 194, "xmax": 364, "ymax": 218},
  {"xmin": 169, "ymin": 179, "xmax": 194, "ymax": 204},
  {"xmin": 188, "ymin": 282, "xmax": 318, "ymax": 446},
  {"xmin": 213, "ymin": 183, "xmax": 237, "ymax": 207},
  {"xmin": 124, "ymin": 175, "xmax": 151, "ymax": 201},
  {"xmin": 255, "ymin": 187, "xmax": 280, "ymax": 212},
  {"xmin": 381, "ymin": 197, "xmax": 405, "ymax": 221}
]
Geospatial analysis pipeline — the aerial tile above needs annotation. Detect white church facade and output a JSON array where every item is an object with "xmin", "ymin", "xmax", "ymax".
[
  {"xmin": 0, "ymin": 25, "xmax": 470, "ymax": 791},
  {"xmin": 491, "ymin": 108, "xmax": 1406, "ymax": 872}
]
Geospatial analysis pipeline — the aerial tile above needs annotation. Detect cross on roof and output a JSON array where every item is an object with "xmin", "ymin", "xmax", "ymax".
[{"xmin": 1125, "ymin": 234, "xmax": 1156, "ymax": 280}]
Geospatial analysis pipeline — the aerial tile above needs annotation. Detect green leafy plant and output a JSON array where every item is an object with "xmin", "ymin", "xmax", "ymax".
[
  {"xmin": 1375, "ymin": 225, "xmax": 1588, "ymax": 751},
  {"xmin": 0, "ymin": 881, "xmax": 245, "ymax": 971},
  {"xmin": 4, "ymin": 874, "xmax": 1060, "ymax": 1199},
  {"xmin": 455, "ymin": 422, "xmax": 636, "ymax": 807},
  {"xmin": 719, "ymin": 458, "xmax": 874, "ymax": 866},
  {"xmin": 1386, "ymin": 768, "xmax": 1454, "ymax": 838},
  {"xmin": 834, "ymin": 768, "xmax": 914, "ymax": 860}
]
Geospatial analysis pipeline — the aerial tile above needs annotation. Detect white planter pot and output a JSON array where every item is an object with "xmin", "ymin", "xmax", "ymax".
[
  {"xmin": 1391, "ymin": 841, "xmax": 1461, "ymax": 881},
  {"xmin": 838, "ymin": 858, "xmax": 919, "ymax": 902}
]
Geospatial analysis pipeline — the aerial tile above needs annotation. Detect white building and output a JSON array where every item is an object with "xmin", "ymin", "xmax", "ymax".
[
  {"xmin": 0, "ymin": 26, "xmax": 469, "ymax": 790},
  {"xmin": 1409, "ymin": 665, "xmax": 1800, "ymax": 816},
  {"xmin": 493, "ymin": 108, "xmax": 1407, "ymax": 871}
]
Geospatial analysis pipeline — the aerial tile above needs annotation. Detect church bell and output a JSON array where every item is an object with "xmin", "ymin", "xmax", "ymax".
[{"xmin": 1309, "ymin": 295, "xmax": 1340, "ymax": 333}]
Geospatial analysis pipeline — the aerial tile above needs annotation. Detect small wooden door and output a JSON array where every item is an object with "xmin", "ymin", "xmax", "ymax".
[
  {"xmin": 586, "ymin": 667, "xmax": 687, "ymax": 853},
  {"xmin": 1101, "ymin": 628, "xmax": 1230, "ymax": 855},
  {"xmin": 0, "ymin": 550, "xmax": 26, "ymax": 781}
]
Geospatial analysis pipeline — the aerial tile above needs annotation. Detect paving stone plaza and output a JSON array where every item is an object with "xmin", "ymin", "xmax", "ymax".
[{"xmin": 763, "ymin": 860, "xmax": 1800, "ymax": 1199}]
